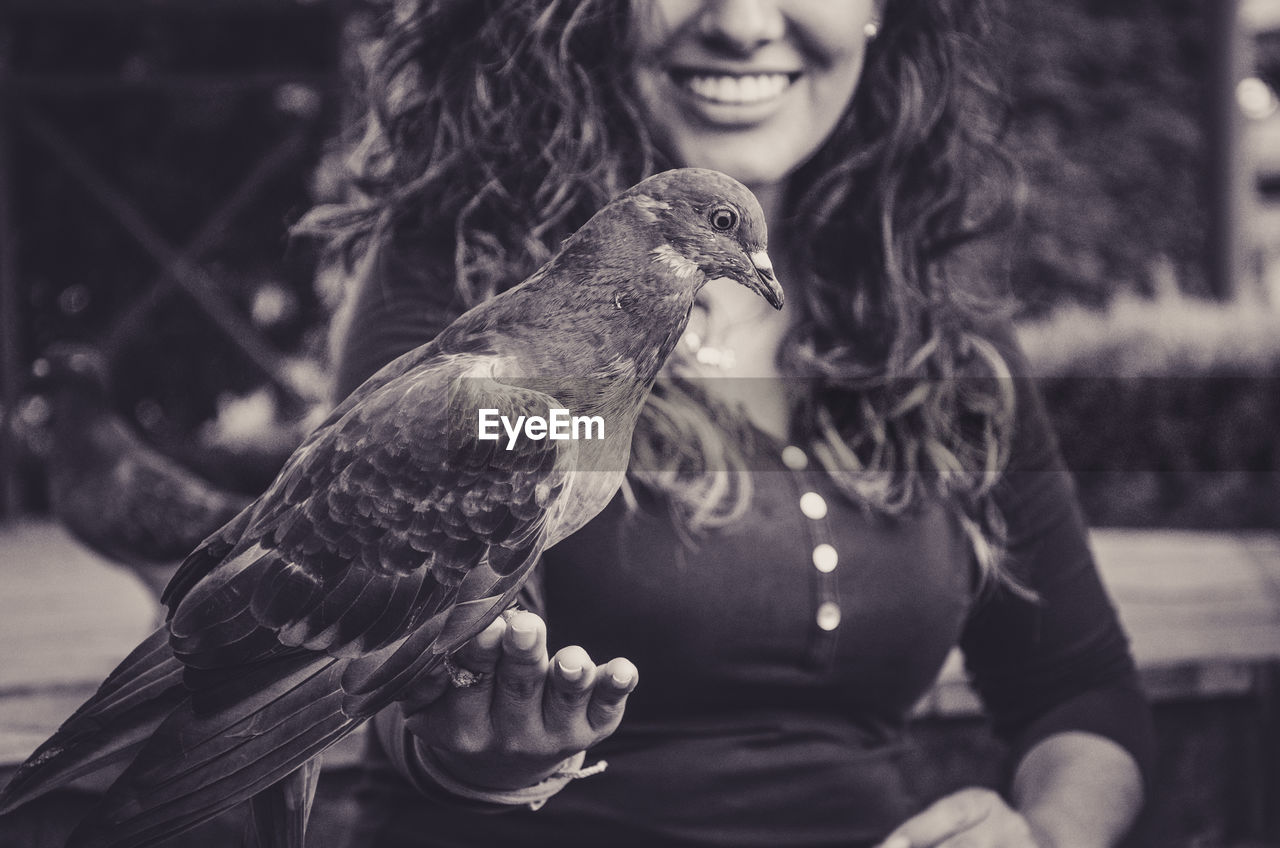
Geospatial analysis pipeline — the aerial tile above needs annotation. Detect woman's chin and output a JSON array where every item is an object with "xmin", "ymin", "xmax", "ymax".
[{"xmin": 669, "ymin": 142, "xmax": 797, "ymax": 194}]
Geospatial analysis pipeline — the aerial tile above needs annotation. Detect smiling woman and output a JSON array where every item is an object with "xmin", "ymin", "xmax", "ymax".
[{"xmin": 299, "ymin": 1, "xmax": 1155, "ymax": 846}]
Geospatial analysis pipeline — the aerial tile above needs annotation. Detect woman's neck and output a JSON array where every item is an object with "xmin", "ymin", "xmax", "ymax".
[{"xmin": 748, "ymin": 181, "xmax": 787, "ymax": 237}]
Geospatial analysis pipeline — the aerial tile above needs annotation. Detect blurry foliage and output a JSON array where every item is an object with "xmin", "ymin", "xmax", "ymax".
[
  {"xmin": 9, "ymin": 4, "xmax": 337, "ymax": 495},
  {"xmin": 10, "ymin": 0, "xmax": 1214, "ymax": 366},
  {"xmin": 1004, "ymin": 0, "xmax": 1211, "ymax": 314},
  {"xmin": 1018, "ymin": 296, "xmax": 1280, "ymax": 528},
  {"xmin": 995, "ymin": 1, "xmax": 1280, "ymax": 529},
  {"xmin": 10, "ymin": 1, "xmax": 1260, "ymax": 528}
]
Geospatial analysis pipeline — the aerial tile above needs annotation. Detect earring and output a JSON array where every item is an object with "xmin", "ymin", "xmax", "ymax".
[{"xmin": 864, "ymin": 20, "xmax": 880, "ymax": 40}]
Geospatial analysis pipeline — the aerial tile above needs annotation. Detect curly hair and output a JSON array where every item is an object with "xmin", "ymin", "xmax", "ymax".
[{"xmin": 301, "ymin": 0, "xmax": 1021, "ymax": 588}]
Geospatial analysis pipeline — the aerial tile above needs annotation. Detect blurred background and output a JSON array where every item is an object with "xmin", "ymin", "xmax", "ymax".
[{"xmin": 0, "ymin": 1, "xmax": 1277, "ymax": 846}]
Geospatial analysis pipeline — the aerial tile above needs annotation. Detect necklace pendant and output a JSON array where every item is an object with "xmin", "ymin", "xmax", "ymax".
[
  {"xmin": 695, "ymin": 345, "xmax": 735, "ymax": 369},
  {"xmin": 682, "ymin": 321, "xmax": 737, "ymax": 370}
]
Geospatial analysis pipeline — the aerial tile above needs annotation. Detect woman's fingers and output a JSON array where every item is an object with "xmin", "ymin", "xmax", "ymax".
[
  {"xmin": 403, "ymin": 609, "xmax": 638, "ymax": 774},
  {"xmin": 489, "ymin": 610, "xmax": 551, "ymax": 737},
  {"xmin": 587, "ymin": 657, "xmax": 638, "ymax": 732},
  {"xmin": 456, "ymin": 615, "xmax": 508, "ymax": 683},
  {"xmin": 400, "ymin": 615, "xmax": 502, "ymax": 747},
  {"xmin": 543, "ymin": 645, "xmax": 598, "ymax": 734},
  {"xmin": 398, "ymin": 616, "xmax": 505, "ymax": 716},
  {"xmin": 877, "ymin": 787, "xmax": 1037, "ymax": 848},
  {"xmin": 443, "ymin": 614, "xmax": 508, "ymax": 703}
]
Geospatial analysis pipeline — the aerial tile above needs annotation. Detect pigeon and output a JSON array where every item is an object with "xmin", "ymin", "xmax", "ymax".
[
  {"xmin": 27, "ymin": 344, "xmax": 254, "ymax": 600},
  {"xmin": 0, "ymin": 168, "xmax": 784, "ymax": 848}
]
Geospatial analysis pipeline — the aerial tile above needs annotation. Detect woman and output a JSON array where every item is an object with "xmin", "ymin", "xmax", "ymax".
[{"xmin": 304, "ymin": 1, "xmax": 1154, "ymax": 845}]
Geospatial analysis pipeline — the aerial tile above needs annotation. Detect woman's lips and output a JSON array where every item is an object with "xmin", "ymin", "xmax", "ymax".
[{"xmin": 668, "ymin": 70, "xmax": 798, "ymax": 107}]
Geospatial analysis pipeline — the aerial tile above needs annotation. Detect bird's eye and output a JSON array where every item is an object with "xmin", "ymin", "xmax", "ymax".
[{"xmin": 708, "ymin": 206, "xmax": 738, "ymax": 232}]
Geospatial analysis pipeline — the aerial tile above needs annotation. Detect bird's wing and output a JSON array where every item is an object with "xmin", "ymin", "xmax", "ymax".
[
  {"xmin": 59, "ymin": 355, "xmax": 582, "ymax": 847},
  {"xmin": 163, "ymin": 351, "xmax": 576, "ymax": 694}
]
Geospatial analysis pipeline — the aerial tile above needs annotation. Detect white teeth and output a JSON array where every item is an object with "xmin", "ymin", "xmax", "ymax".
[{"xmin": 683, "ymin": 73, "xmax": 791, "ymax": 105}]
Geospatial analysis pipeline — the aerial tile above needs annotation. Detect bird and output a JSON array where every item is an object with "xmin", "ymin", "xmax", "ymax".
[
  {"xmin": 0, "ymin": 167, "xmax": 784, "ymax": 848},
  {"xmin": 26, "ymin": 343, "xmax": 254, "ymax": 600}
]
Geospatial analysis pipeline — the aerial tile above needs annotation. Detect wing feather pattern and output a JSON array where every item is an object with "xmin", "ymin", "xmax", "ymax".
[{"xmin": 63, "ymin": 351, "xmax": 581, "ymax": 847}]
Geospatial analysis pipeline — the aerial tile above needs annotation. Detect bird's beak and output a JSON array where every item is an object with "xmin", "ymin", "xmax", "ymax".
[{"xmin": 748, "ymin": 251, "xmax": 785, "ymax": 310}]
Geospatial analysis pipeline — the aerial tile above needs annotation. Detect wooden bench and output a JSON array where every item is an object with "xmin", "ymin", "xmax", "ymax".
[
  {"xmin": 2, "ymin": 518, "xmax": 1278, "ymax": 845},
  {"xmin": 3, "ymin": 519, "xmax": 1280, "ymax": 757},
  {"xmin": 916, "ymin": 528, "xmax": 1280, "ymax": 716}
]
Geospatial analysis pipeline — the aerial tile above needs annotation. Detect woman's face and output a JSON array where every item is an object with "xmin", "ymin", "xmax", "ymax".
[{"xmin": 630, "ymin": 0, "xmax": 880, "ymax": 193}]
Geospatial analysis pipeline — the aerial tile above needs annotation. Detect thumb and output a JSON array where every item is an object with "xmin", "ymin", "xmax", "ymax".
[{"xmin": 878, "ymin": 787, "xmax": 1001, "ymax": 848}]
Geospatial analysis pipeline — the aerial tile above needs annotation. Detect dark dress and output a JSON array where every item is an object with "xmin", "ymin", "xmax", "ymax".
[{"xmin": 332, "ymin": 246, "xmax": 1155, "ymax": 848}]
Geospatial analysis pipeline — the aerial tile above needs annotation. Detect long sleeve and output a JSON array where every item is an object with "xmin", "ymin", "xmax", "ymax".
[
  {"xmin": 959, "ymin": 333, "xmax": 1157, "ymax": 792},
  {"xmin": 329, "ymin": 240, "xmax": 464, "ymax": 403}
]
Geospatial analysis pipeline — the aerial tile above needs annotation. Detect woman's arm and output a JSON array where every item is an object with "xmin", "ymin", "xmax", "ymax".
[
  {"xmin": 876, "ymin": 729, "xmax": 1142, "ymax": 847},
  {"xmin": 963, "ymin": 342, "xmax": 1156, "ymax": 774},
  {"xmin": 1013, "ymin": 730, "xmax": 1143, "ymax": 847},
  {"xmin": 878, "ymin": 330, "xmax": 1153, "ymax": 847},
  {"xmin": 327, "ymin": 241, "xmax": 463, "ymax": 403}
]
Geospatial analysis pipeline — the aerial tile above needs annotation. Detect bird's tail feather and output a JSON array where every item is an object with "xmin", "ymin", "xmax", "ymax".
[
  {"xmin": 245, "ymin": 758, "xmax": 322, "ymax": 848},
  {"xmin": 66, "ymin": 655, "xmax": 357, "ymax": 848},
  {"xmin": 0, "ymin": 627, "xmax": 184, "ymax": 815}
]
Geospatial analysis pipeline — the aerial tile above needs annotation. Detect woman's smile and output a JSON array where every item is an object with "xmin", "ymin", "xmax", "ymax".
[
  {"xmin": 632, "ymin": 1, "xmax": 880, "ymax": 194},
  {"xmin": 666, "ymin": 68, "xmax": 800, "ymax": 119}
]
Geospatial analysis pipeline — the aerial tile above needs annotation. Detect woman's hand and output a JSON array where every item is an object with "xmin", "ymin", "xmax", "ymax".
[
  {"xmin": 396, "ymin": 610, "xmax": 638, "ymax": 791},
  {"xmin": 877, "ymin": 788, "xmax": 1044, "ymax": 848},
  {"xmin": 877, "ymin": 732, "xmax": 1143, "ymax": 848}
]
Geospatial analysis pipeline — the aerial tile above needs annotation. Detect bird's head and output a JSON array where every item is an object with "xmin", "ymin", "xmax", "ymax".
[{"xmin": 618, "ymin": 168, "xmax": 784, "ymax": 311}]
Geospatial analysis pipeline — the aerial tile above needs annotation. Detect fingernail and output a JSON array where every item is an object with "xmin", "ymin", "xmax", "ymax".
[
  {"xmin": 510, "ymin": 617, "xmax": 539, "ymax": 651},
  {"xmin": 477, "ymin": 621, "xmax": 504, "ymax": 650},
  {"xmin": 556, "ymin": 658, "xmax": 584, "ymax": 683},
  {"xmin": 610, "ymin": 665, "xmax": 634, "ymax": 688}
]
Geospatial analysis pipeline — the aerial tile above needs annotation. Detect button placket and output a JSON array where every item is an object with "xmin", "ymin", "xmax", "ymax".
[{"xmin": 782, "ymin": 444, "xmax": 842, "ymax": 669}]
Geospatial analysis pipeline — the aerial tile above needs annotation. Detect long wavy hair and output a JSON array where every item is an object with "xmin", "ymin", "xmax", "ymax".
[{"xmin": 301, "ymin": 0, "xmax": 1021, "ymax": 586}]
